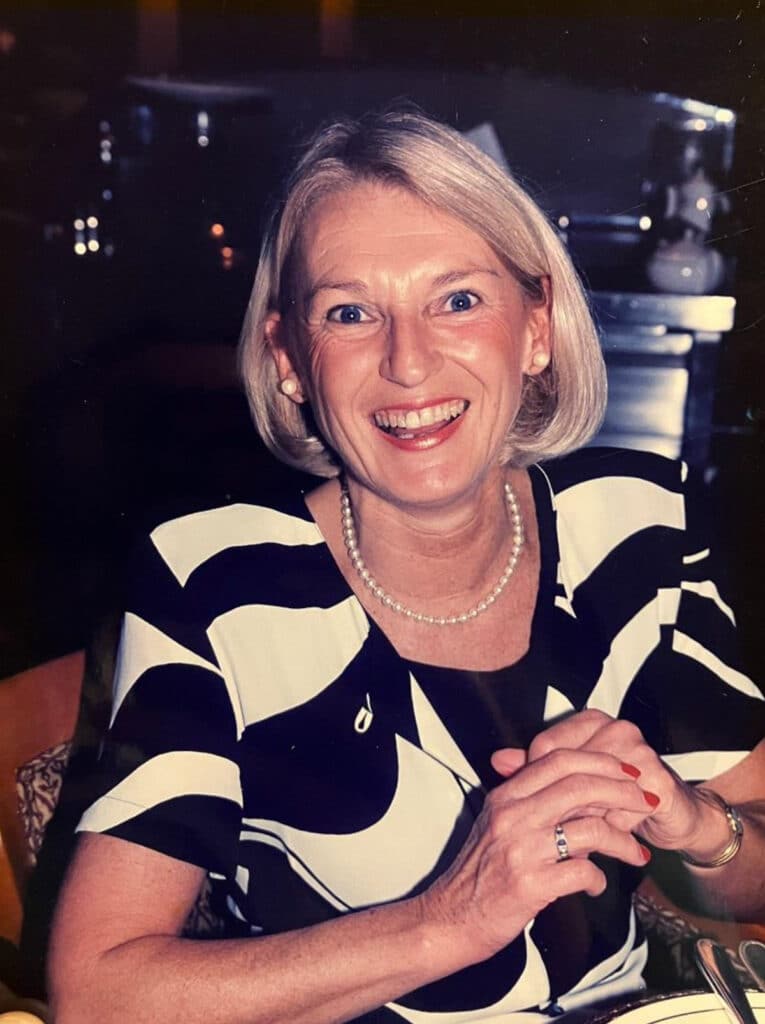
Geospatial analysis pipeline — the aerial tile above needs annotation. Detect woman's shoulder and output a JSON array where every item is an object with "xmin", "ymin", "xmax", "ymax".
[
  {"xmin": 535, "ymin": 445, "xmax": 686, "ymax": 496},
  {"xmin": 534, "ymin": 448, "xmax": 691, "ymax": 620},
  {"xmin": 533, "ymin": 447, "xmax": 689, "ymax": 562},
  {"xmin": 134, "ymin": 475, "xmax": 324, "ymax": 585}
]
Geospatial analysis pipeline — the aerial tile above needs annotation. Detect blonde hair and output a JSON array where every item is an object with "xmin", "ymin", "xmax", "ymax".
[{"xmin": 238, "ymin": 109, "xmax": 606, "ymax": 476}]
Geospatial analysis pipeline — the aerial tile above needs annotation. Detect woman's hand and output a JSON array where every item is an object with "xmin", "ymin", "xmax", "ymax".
[
  {"xmin": 422, "ymin": 746, "xmax": 655, "ymax": 966},
  {"xmin": 492, "ymin": 709, "xmax": 730, "ymax": 860}
]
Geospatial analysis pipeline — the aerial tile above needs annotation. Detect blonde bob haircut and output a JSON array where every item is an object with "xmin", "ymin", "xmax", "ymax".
[{"xmin": 239, "ymin": 108, "xmax": 606, "ymax": 476}]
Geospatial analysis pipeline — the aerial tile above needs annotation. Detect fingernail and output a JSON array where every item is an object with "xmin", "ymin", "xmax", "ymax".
[
  {"xmin": 644, "ymin": 791, "xmax": 660, "ymax": 808},
  {"xmin": 621, "ymin": 762, "xmax": 641, "ymax": 778},
  {"xmin": 640, "ymin": 845, "xmax": 652, "ymax": 863}
]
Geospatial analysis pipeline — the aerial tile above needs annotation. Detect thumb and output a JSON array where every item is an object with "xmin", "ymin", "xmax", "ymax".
[{"xmin": 490, "ymin": 747, "xmax": 527, "ymax": 778}]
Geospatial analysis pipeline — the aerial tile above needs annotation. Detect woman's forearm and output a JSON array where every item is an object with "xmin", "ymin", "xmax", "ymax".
[
  {"xmin": 51, "ymin": 893, "xmax": 471, "ymax": 1024},
  {"xmin": 682, "ymin": 799, "xmax": 765, "ymax": 920}
]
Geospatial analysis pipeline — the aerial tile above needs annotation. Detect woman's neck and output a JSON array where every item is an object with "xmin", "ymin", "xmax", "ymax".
[{"xmin": 312, "ymin": 467, "xmax": 525, "ymax": 613}]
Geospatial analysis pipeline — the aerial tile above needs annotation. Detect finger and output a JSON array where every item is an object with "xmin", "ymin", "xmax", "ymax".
[
  {"xmin": 578, "ymin": 717, "xmax": 647, "ymax": 760},
  {"xmin": 577, "ymin": 721, "xmax": 680, "ymax": 812},
  {"xmin": 516, "ymin": 773, "xmax": 659, "ymax": 828},
  {"xmin": 551, "ymin": 816, "xmax": 651, "ymax": 869},
  {"xmin": 604, "ymin": 808, "xmax": 658, "ymax": 834},
  {"xmin": 550, "ymin": 857, "xmax": 608, "ymax": 900},
  {"xmin": 490, "ymin": 748, "xmax": 527, "ymax": 777},
  {"xmin": 528, "ymin": 709, "xmax": 615, "ymax": 762},
  {"xmin": 530, "ymin": 716, "xmax": 674, "ymax": 817},
  {"xmin": 491, "ymin": 748, "xmax": 645, "ymax": 803}
]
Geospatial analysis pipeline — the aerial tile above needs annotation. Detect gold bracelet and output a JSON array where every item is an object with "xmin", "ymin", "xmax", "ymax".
[{"xmin": 678, "ymin": 787, "xmax": 744, "ymax": 869}]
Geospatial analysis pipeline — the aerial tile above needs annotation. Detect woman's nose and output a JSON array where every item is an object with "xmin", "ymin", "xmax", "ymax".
[{"xmin": 379, "ymin": 314, "xmax": 442, "ymax": 387}]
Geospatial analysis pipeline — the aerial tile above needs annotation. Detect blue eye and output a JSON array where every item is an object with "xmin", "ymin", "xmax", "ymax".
[
  {"xmin": 447, "ymin": 291, "xmax": 478, "ymax": 313},
  {"xmin": 328, "ymin": 305, "xmax": 367, "ymax": 324}
]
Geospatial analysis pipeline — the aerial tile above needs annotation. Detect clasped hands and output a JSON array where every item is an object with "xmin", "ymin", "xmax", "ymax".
[{"xmin": 425, "ymin": 709, "xmax": 715, "ymax": 964}]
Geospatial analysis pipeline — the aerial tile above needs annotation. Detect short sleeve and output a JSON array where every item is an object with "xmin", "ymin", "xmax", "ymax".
[
  {"xmin": 77, "ymin": 534, "xmax": 243, "ymax": 876},
  {"xmin": 625, "ymin": 460, "xmax": 765, "ymax": 782}
]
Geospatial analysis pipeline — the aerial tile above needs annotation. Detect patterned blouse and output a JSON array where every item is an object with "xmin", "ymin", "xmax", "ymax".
[{"xmin": 79, "ymin": 448, "xmax": 765, "ymax": 1022}]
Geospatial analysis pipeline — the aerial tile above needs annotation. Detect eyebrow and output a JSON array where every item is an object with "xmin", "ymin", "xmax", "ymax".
[
  {"xmin": 303, "ymin": 266, "xmax": 501, "ymax": 309},
  {"xmin": 304, "ymin": 279, "xmax": 370, "ymax": 308},
  {"xmin": 431, "ymin": 267, "xmax": 501, "ymax": 289}
]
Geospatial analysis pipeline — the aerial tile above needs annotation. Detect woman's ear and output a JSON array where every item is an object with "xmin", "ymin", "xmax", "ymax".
[
  {"xmin": 265, "ymin": 311, "xmax": 306, "ymax": 403},
  {"xmin": 523, "ymin": 277, "xmax": 552, "ymax": 376}
]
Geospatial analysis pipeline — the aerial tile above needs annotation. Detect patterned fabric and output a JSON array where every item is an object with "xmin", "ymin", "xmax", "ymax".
[
  {"xmin": 181, "ymin": 874, "xmax": 230, "ymax": 939},
  {"xmin": 633, "ymin": 892, "xmax": 752, "ymax": 991},
  {"xmin": 633, "ymin": 892, "xmax": 704, "ymax": 990},
  {"xmin": 77, "ymin": 448, "xmax": 765, "ymax": 1022},
  {"xmin": 16, "ymin": 741, "xmax": 72, "ymax": 863}
]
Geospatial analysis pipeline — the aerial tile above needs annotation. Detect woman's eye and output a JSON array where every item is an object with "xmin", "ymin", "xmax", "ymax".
[
  {"xmin": 446, "ymin": 291, "xmax": 479, "ymax": 313},
  {"xmin": 327, "ymin": 305, "xmax": 369, "ymax": 324}
]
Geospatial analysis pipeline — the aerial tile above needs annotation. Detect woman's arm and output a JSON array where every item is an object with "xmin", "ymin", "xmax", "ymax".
[
  {"xmin": 678, "ymin": 738, "xmax": 765, "ymax": 919},
  {"xmin": 49, "ymin": 833, "xmax": 444, "ymax": 1024},
  {"xmin": 50, "ymin": 749, "xmax": 655, "ymax": 1024}
]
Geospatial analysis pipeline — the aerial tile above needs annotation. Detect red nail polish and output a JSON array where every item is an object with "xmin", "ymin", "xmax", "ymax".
[
  {"xmin": 621, "ymin": 763, "xmax": 641, "ymax": 779},
  {"xmin": 640, "ymin": 845, "xmax": 652, "ymax": 863},
  {"xmin": 644, "ymin": 791, "xmax": 661, "ymax": 808}
]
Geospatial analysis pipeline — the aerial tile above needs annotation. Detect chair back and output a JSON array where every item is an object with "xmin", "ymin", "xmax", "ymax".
[{"xmin": 0, "ymin": 653, "xmax": 84, "ymax": 944}]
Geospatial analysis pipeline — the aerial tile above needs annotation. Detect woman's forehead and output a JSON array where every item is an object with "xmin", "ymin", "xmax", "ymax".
[{"xmin": 295, "ymin": 182, "xmax": 503, "ymax": 284}]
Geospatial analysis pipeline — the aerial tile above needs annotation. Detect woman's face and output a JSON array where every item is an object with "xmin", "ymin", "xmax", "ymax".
[{"xmin": 270, "ymin": 181, "xmax": 550, "ymax": 511}]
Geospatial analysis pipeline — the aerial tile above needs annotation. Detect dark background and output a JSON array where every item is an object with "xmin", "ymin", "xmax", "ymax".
[{"xmin": 1, "ymin": 1, "xmax": 764, "ymax": 682}]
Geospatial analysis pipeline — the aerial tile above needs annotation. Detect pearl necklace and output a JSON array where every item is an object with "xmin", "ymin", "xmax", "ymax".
[{"xmin": 340, "ymin": 480, "xmax": 524, "ymax": 626}]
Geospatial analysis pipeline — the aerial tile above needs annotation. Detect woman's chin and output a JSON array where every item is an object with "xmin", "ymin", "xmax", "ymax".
[{"xmin": 354, "ymin": 463, "xmax": 501, "ymax": 515}]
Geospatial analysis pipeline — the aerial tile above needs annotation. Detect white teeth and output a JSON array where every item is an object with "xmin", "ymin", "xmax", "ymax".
[{"xmin": 374, "ymin": 400, "xmax": 467, "ymax": 432}]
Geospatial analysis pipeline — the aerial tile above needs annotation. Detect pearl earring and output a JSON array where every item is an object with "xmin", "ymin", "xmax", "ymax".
[
  {"xmin": 532, "ymin": 352, "xmax": 550, "ymax": 370},
  {"xmin": 279, "ymin": 378, "xmax": 298, "ymax": 396}
]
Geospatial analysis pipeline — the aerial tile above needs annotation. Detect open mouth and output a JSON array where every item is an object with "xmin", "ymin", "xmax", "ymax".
[{"xmin": 373, "ymin": 399, "xmax": 468, "ymax": 440}]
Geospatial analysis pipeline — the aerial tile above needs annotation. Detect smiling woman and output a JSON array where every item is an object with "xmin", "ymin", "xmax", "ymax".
[{"xmin": 48, "ymin": 110, "xmax": 765, "ymax": 1024}]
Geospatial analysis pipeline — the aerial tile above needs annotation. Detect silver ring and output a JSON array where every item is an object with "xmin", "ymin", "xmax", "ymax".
[{"xmin": 554, "ymin": 823, "xmax": 570, "ymax": 861}]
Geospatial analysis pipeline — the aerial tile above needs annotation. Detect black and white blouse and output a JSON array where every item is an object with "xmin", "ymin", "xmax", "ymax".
[{"xmin": 79, "ymin": 448, "xmax": 765, "ymax": 1022}]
